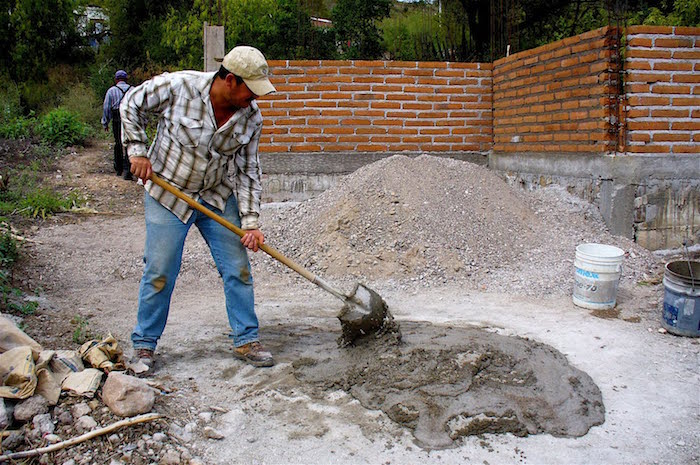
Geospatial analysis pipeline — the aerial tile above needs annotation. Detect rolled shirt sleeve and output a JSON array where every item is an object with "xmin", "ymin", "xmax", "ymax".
[{"xmin": 118, "ymin": 71, "xmax": 264, "ymax": 229}]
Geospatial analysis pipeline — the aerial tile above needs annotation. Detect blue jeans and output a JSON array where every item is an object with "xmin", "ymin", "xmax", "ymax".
[{"xmin": 131, "ymin": 193, "xmax": 258, "ymax": 351}]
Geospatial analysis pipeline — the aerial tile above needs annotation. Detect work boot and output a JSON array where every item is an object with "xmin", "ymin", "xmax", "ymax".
[
  {"xmin": 130, "ymin": 348, "xmax": 155, "ymax": 376},
  {"xmin": 233, "ymin": 342, "xmax": 274, "ymax": 367}
]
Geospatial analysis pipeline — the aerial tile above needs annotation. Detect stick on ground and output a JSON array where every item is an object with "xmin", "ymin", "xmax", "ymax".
[{"xmin": 0, "ymin": 412, "xmax": 163, "ymax": 462}]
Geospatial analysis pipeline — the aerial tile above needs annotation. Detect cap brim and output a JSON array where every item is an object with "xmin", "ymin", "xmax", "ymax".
[{"xmin": 243, "ymin": 77, "xmax": 276, "ymax": 97}]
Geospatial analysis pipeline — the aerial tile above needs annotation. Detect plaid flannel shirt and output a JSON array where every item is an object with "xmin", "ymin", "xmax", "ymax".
[{"xmin": 120, "ymin": 70, "xmax": 263, "ymax": 229}]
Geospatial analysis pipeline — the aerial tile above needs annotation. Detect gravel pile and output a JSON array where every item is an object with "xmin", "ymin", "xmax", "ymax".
[{"xmin": 254, "ymin": 154, "xmax": 663, "ymax": 296}]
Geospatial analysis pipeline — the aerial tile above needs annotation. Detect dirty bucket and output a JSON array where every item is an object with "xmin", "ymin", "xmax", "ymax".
[
  {"xmin": 573, "ymin": 243, "xmax": 625, "ymax": 310},
  {"xmin": 662, "ymin": 260, "xmax": 700, "ymax": 337}
]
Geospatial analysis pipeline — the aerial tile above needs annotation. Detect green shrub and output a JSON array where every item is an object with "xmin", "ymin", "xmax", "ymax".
[
  {"xmin": 0, "ymin": 80, "xmax": 23, "ymax": 122},
  {"xmin": 0, "ymin": 116, "xmax": 35, "ymax": 139},
  {"xmin": 36, "ymin": 107, "xmax": 90, "ymax": 147},
  {"xmin": 18, "ymin": 188, "xmax": 82, "ymax": 218},
  {"xmin": 19, "ymin": 65, "xmax": 75, "ymax": 114},
  {"xmin": 0, "ymin": 229, "xmax": 19, "ymax": 269},
  {"xmin": 61, "ymin": 83, "xmax": 101, "ymax": 127}
]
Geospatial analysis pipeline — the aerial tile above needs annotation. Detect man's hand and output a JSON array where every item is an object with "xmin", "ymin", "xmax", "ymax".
[
  {"xmin": 130, "ymin": 156, "xmax": 152, "ymax": 182},
  {"xmin": 241, "ymin": 229, "xmax": 264, "ymax": 252}
]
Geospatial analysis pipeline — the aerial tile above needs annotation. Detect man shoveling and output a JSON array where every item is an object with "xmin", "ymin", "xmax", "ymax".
[{"xmin": 120, "ymin": 46, "xmax": 276, "ymax": 375}]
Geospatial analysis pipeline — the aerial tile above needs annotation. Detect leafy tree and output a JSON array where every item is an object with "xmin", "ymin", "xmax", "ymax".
[
  {"xmin": 101, "ymin": 0, "xmax": 190, "ymax": 68},
  {"xmin": 161, "ymin": 0, "xmax": 336, "ymax": 68},
  {"xmin": 332, "ymin": 0, "xmax": 391, "ymax": 59},
  {"xmin": 381, "ymin": 1, "xmax": 471, "ymax": 61},
  {"xmin": 3, "ymin": 0, "xmax": 85, "ymax": 79},
  {"xmin": 633, "ymin": 0, "xmax": 700, "ymax": 26}
]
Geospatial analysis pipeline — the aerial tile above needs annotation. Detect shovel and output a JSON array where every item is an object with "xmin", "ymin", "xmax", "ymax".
[{"xmin": 149, "ymin": 173, "xmax": 400, "ymax": 346}]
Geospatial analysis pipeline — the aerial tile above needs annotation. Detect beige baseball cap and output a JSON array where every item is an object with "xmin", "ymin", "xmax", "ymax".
[{"xmin": 216, "ymin": 46, "xmax": 276, "ymax": 96}]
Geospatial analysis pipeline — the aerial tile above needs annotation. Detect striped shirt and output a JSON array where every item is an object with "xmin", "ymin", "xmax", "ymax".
[
  {"xmin": 120, "ymin": 71, "xmax": 263, "ymax": 229},
  {"xmin": 101, "ymin": 81, "xmax": 131, "ymax": 128}
]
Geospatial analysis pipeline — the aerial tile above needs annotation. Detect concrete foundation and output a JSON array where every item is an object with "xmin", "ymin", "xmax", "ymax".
[
  {"xmin": 489, "ymin": 152, "xmax": 700, "ymax": 251},
  {"xmin": 260, "ymin": 152, "xmax": 488, "ymax": 203}
]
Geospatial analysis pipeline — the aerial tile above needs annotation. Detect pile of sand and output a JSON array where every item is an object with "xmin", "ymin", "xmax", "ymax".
[
  {"xmin": 256, "ymin": 154, "xmax": 661, "ymax": 295},
  {"xmin": 263, "ymin": 155, "xmax": 539, "ymax": 282}
]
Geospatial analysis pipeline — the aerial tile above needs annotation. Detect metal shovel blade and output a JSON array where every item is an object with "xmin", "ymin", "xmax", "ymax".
[{"xmin": 337, "ymin": 283, "xmax": 401, "ymax": 346}]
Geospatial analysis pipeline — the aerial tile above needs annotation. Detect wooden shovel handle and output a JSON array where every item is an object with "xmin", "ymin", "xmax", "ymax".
[{"xmin": 149, "ymin": 173, "xmax": 317, "ymax": 283}]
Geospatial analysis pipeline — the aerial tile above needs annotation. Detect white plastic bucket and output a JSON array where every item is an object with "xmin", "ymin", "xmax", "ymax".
[{"xmin": 573, "ymin": 243, "xmax": 625, "ymax": 310}]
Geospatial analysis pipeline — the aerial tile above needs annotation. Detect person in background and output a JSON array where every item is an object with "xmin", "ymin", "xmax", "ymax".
[
  {"xmin": 120, "ymin": 46, "xmax": 276, "ymax": 375},
  {"xmin": 101, "ymin": 70, "xmax": 132, "ymax": 180}
]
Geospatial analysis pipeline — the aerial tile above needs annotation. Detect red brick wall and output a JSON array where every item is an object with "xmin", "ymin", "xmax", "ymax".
[
  {"xmin": 256, "ymin": 27, "xmax": 698, "ymax": 158},
  {"xmin": 492, "ymin": 27, "xmax": 620, "ymax": 154},
  {"xmin": 625, "ymin": 26, "xmax": 700, "ymax": 155},
  {"xmin": 257, "ymin": 60, "xmax": 493, "ymax": 153}
]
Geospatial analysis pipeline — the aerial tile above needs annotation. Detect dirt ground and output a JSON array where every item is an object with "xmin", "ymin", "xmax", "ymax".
[{"xmin": 14, "ymin": 141, "xmax": 700, "ymax": 464}]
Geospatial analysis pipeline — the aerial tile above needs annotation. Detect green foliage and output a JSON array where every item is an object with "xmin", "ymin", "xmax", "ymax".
[
  {"xmin": 0, "ymin": 229, "xmax": 18, "ymax": 269},
  {"xmin": 60, "ymin": 83, "xmax": 101, "ymax": 127},
  {"xmin": 101, "ymin": 0, "xmax": 189, "ymax": 69},
  {"xmin": 332, "ymin": 0, "xmax": 391, "ymax": 59},
  {"xmin": 36, "ymin": 108, "xmax": 91, "ymax": 147},
  {"xmin": 18, "ymin": 188, "xmax": 83, "ymax": 219},
  {"xmin": 160, "ymin": 0, "xmax": 336, "ymax": 68},
  {"xmin": 0, "ymin": 228, "xmax": 29, "ymax": 315},
  {"xmin": 88, "ymin": 60, "xmax": 119, "ymax": 107},
  {"xmin": 381, "ymin": 1, "xmax": 471, "ymax": 61},
  {"xmin": 4, "ymin": 0, "xmax": 87, "ymax": 79},
  {"xmin": 71, "ymin": 315, "xmax": 92, "ymax": 344},
  {"xmin": 0, "ymin": 116, "xmax": 35, "ymax": 140},
  {"xmin": 0, "ymin": 78, "xmax": 22, "ymax": 122},
  {"xmin": 0, "ymin": 142, "xmax": 85, "ymax": 219},
  {"xmin": 634, "ymin": 0, "xmax": 700, "ymax": 26}
]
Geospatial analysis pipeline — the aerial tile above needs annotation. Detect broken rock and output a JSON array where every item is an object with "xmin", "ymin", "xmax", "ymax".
[
  {"xmin": 102, "ymin": 372, "xmax": 156, "ymax": 417},
  {"xmin": 75, "ymin": 415, "xmax": 98, "ymax": 433},
  {"xmin": 14, "ymin": 395, "xmax": 48, "ymax": 422}
]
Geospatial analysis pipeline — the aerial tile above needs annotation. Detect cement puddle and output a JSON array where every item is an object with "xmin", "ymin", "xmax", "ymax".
[{"xmin": 293, "ymin": 321, "xmax": 605, "ymax": 449}]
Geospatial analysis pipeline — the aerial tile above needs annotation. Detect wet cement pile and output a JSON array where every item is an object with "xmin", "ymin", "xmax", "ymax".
[
  {"xmin": 294, "ymin": 322, "xmax": 605, "ymax": 449},
  {"xmin": 336, "ymin": 283, "xmax": 402, "ymax": 347}
]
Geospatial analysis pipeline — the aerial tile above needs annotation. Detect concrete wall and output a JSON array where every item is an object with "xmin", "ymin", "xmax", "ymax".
[{"xmin": 624, "ymin": 26, "xmax": 700, "ymax": 249}]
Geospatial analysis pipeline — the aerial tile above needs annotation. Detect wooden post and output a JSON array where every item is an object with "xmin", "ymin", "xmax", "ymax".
[{"xmin": 203, "ymin": 22, "xmax": 225, "ymax": 72}]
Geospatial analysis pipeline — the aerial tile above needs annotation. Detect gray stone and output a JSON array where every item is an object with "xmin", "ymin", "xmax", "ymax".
[
  {"xmin": 203, "ymin": 426, "xmax": 225, "ymax": 439},
  {"xmin": 61, "ymin": 460, "xmax": 76, "ymax": 465},
  {"xmin": 168, "ymin": 423, "xmax": 193, "ymax": 443},
  {"xmin": 108, "ymin": 433, "xmax": 121, "ymax": 444},
  {"xmin": 75, "ymin": 415, "xmax": 98, "ymax": 433},
  {"xmin": 197, "ymin": 411, "xmax": 213, "ymax": 424},
  {"xmin": 0, "ymin": 398, "xmax": 11, "ymax": 429},
  {"xmin": 102, "ymin": 372, "xmax": 156, "ymax": 417},
  {"xmin": 2, "ymin": 430, "xmax": 24, "ymax": 449},
  {"xmin": 33, "ymin": 413, "xmax": 55, "ymax": 435},
  {"xmin": 71, "ymin": 402, "xmax": 91, "ymax": 419},
  {"xmin": 45, "ymin": 434, "xmax": 61, "ymax": 444},
  {"xmin": 14, "ymin": 395, "xmax": 49, "ymax": 422},
  {"xmin": 58, "ymin": 410, "xmax": 73, "ymax": 425},
  {"xmin": 158, "ymin": 449, "xmax": 180, "ymax": 465},
  {"xmin": 152, "ymin": 432, "xmax": 167, "ymax": 442}
]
